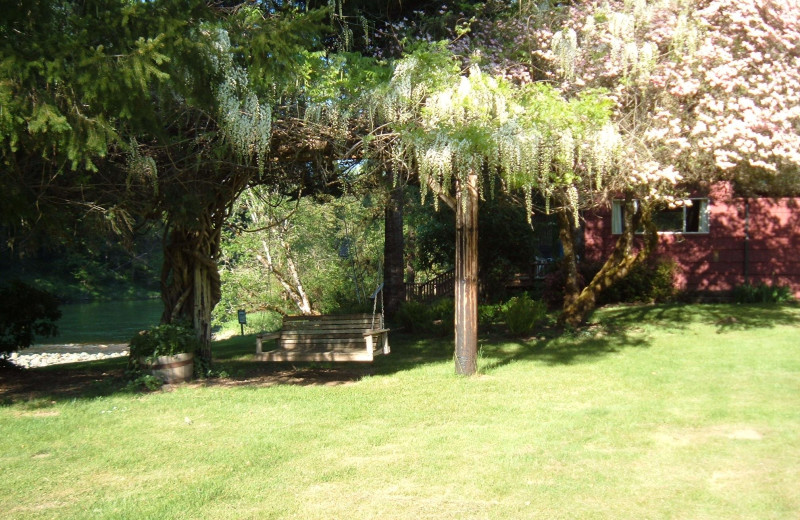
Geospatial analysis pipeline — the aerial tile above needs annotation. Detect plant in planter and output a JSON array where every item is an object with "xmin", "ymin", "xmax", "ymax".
[{"xmin": 128, "ymin": 323, "xmax": 200, "ymax": 385}]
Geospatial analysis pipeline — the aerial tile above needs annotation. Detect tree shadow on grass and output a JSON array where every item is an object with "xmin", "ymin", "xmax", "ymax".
[
  {"xmin": 597, "ymin": 302, "xmax": 800, "ymax": 334},
  {"xmin": 0, "ymin": 360, "xmax": 131, "ymax": 406},
  {"xmin": 478, "ymin": 322, "xmax": 651, "ymax": 373},
  {"xmin": 479, "ymin": 303, "xmax": 800, "ymax": 373},
  {"xmin": 0, "ymin": 333, "xmax": 454, "ymax": 405},
  {"xmin": 209, "ymin": 333, "xmax": 454, "ymax": 383},
  {"xmin": 3, "ymin": 304, "xmax": 797, "ymax": 404}
]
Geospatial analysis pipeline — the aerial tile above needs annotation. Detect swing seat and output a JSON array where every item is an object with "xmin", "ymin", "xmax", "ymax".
[{"xmin": 255, "ymin": 314, "xmax": 390, "ymax": 362}]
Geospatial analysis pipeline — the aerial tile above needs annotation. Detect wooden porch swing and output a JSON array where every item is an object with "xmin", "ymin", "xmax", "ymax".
[{"xmin": 255, "ymin": 284, "xmax": 390, "ymax": 362}]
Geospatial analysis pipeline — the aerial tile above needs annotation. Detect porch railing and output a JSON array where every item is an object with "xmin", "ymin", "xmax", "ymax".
[
  {"xmin": 404, "ymin": 260, "xmax": 553, "ymax": 302},
  {"xmin": 405, "ymin": 270, "xmax": 455, "ymax": 302}
]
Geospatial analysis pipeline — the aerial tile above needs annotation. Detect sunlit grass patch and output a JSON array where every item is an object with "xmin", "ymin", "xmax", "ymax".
[{"xmin": 1, "ymin": 303, "xmax": 798, "ymax": 519}]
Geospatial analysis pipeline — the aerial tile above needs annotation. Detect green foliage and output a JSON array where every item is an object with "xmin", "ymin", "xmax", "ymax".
[
  {"xmin": 503, "ymin": 293, "xmax": 546, "ymax": 336},
  {"xmin": 478, "ymin": 303, "xmax": 503, "ymax": 327},
  {"xmin": 128, "ymin": 323, "xmax": 199, "ymax": 361},
  {"xmin": 0, "ymin": 218, "xmax": 163, "ymax": 302},
  {"xmin": 376, "ymin": 43, "xmax": 619, "ymax": 221},
  {"xmin": 543, "ymin": 258, "xmax": 676, "ymax": 309},
  {"xmin": 395, "ymin": 301, "xmax": 433, "ymax": 334},
  {"xmin": 217, "ymin": 191, "xmax": 384, "ymax": 323},
  {"xmin": 405, "ymin": 188, "xmax": 546, "ymax": 299},
  {"xmin": 732, "ymin": 282, "xmax": 795, "ymax": 304},
  {"xmin": 124, "ymin": 374, "xmax": 163, "ymax": 392},
  {"xmin": 600, "ymin": 258, "xmax": 677, "ymax": 305},
  {"xmin": 0, "ymin": 0, "xmax": 215, "ymax": 171},
  {"xmin": 0, "ymin": 280, "xmax": 62, "ymax": 356},
  {"xmin": 395, "ymin": 298, "xmax": 453, "ymax": 336},
  {"xmin": 430, "ymin": 297, "xmax": 455, "ymax": 336}
]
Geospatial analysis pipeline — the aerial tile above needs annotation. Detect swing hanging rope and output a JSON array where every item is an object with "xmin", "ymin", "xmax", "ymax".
[{"xmin": 370, "ymin": 282, "xmax": 385, "ymax": 329}]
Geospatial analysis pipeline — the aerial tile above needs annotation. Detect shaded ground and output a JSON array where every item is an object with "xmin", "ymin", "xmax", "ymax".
[
  {"xmin": 0, "ymin": 365, "xmax": 126, "ymax": 403},
  {"xmin": 0, "ymin": 362, "xmax": 371, "ymax": 404}
]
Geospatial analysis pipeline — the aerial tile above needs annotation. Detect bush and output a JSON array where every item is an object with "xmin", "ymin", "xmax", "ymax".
[
  {"xmin": 732, "ymin": 282, "xmax": 795, "ymax": 303},
  {"xmin": 478, "ymin": 304, "xmax": 503, "ymax": 327},
  {"xmin": 504, "ymin": 293, "xmax": 547, "ymax": 336},
  {"xmin": 430, "ymin": 297, "xmax": 454, "ymax": 335},
  {"xmin": 542, "ymin": 258, "xmax": 677, "ymax": 309},
  {"xmin": 395, "ymin": 301, "xmax": 433, "ymax": 333},
  {"xmin": 601, "ymin": 258, "xmax": 677, "ymax": 304},
  {"xmin": 396, "ymin": 298, "xmax": 454, "ymax": 335},
  {"xmin": 0, "ymin": 280, "xmax": 61, "ymax": 357},
  {"xmin": 128, "ymin": 323, "xmax": 200, "ymax": 362}
]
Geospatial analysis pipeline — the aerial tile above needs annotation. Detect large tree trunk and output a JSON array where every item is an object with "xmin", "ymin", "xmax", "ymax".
[
  {"xmin": 557, "ymin": 209, "xmax": 582, "ymax": 313},
  {"xmin": 559, "ymin": 195, "xmax": 658, "ymax": 327},
  {"xmin": 454, "ymin": 173, "xmax": 479, "ymax": 376},
  {"xmin": 161, "ymin": 213, "xmax": 223, "ymax": 362},
  {"xmin": 383, "ymin": 175, "xmax": 405, "ymax": 318}
]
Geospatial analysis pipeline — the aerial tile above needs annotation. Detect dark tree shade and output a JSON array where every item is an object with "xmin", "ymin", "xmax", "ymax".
[{"xmin": 0, "ymin": 281, "xmax": 61, "ymax": 356}]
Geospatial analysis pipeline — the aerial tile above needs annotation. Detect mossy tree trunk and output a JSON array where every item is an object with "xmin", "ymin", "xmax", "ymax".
[
  {"xmin": 161, "ymin": 212, "xmax": 224, "ymax": 363},
  {"xmin": 558, "ymin": 194, "xmax": 658, "ymax": 327}
]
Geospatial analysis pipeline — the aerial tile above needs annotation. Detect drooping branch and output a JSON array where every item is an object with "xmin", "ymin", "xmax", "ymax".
[{"xmin": 425, "ymin": 174, "xmax": 457, "ymax": 211}]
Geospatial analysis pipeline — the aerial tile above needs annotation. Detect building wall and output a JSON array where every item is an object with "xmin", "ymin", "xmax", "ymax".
[{"xmin": 584, "ymin": 182, "xmax": 800, "ymax": 298}]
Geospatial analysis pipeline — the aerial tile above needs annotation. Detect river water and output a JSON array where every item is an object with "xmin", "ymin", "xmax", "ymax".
[{"xmin": 36, "ymin": 299, "xmax": 163, "ymax": 346}]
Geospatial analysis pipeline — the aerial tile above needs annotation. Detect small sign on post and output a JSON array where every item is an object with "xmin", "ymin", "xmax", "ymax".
[{"xmin": 237, "ymin": 309, "xmax": 247, "ymax": 336}]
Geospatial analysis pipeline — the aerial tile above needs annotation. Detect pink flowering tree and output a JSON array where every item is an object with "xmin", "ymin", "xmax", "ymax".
[
  {"xmin": 450, "ymin": 0, "xmax": 800, "ymax": 324},
  {"xmin": 649, "ymin": 0, "xmax": 800, "ymax": 190}
]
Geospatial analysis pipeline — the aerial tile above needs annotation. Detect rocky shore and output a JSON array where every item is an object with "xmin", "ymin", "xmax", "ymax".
[{"xmin": 8, "ymin": 344, "xmax": 129, "ymax": 369}]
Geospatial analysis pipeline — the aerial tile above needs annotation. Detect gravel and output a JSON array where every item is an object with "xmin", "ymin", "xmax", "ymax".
[{"xmin": 8, "ymin": 344, "xmax": 129, "ymax": 369}]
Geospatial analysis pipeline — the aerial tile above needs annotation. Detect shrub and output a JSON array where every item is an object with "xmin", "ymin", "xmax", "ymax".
[
  {"xmin": 396, "ymin": 298, "xmax": 455, "ymax": 335},
  {"xmin": 602, "ymin": 258, "xmax": 676, "ymax": 304},
  {"xmin": 128, "ymin": 323, "xmax": 200, "ymax": 362},
  {"xmin": 0, "ymin": 280, "xmax": 61, "ymax": 357},
  {"xmin": 430, "ymin": 297, "xmax": 454, "ymax": 335},
  {"xmin": 395, "ymin": 301, "xmax": 433, "ymax": 333},
  {"xmin": 478, "ymin": 304, "xmax": 503, "ymax": 327},
  {"xmin": 732, "ymin": 282, "xmax": 795, "ymax": 303},
  {"xmin": 504, "ymin": 293, "xmax": 547, "ymax": 336}
]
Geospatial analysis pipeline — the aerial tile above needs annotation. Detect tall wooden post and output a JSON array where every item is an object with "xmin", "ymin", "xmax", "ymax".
[{"xmin": 454, "ymin": 173, "xmax": 479, "ymax": 376}]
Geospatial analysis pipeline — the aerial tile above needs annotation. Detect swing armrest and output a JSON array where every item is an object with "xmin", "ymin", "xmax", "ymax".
[
  {"xmin": 362, "ymin": 328, "xmax": 391, "ymax": 356},
  {"xmin": 362, "ymin": 328, "xmax": 390, "ymax": 336},
  {"xmin": 255, "ymin": 332, "xmax": 281, "ymax": 354}
]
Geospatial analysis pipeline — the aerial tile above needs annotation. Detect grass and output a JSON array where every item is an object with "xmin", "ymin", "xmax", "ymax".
[{"xmin": 1, "ymin": 303, "xmax": 799, "ymax": 519}]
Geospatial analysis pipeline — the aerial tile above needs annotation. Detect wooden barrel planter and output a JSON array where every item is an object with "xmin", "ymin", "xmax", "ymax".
[{"xmin": 140, "ymin": 352, "xmax": 195, "ymax": 384}]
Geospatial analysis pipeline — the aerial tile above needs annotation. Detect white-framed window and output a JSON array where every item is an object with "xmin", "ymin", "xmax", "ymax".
[{"xmin": 612, "ymin": 198, "xmax": 709, "ymax": 234}]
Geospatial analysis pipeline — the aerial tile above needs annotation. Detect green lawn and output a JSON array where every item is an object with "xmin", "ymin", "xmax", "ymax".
[{"xmin": 1, "ymin": 304, "xmax": 798, "ymax": 519}]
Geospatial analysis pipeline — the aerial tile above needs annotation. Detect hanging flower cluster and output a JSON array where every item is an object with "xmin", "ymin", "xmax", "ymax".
[
  {"xmin": 378, "ymin": 50, "xmax": 625, "ymax": 221},
  {"xmin": 212, "ymin": 29, "xmax": 272, "ymax": 173}
]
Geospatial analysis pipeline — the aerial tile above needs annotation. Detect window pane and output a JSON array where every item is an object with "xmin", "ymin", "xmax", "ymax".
[
  {"xmin": 612, "ymin": 201, "xmax": 623, "ymax": 234},
  {"xmin": 652, "ymin": 208, "xmax": 683, "ymax": 232},
  {"xmin": 685, "ymin": 202, "xmax": 701, "ymax": 232},
  {"xmin": 699, "ymin": 200, "xmax": 709, "ymax": 232}
]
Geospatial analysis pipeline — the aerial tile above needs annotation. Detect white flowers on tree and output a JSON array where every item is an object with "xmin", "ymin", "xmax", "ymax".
[{"xmin": 213, "ymin": 29, "xmax": 272, "ymax": 173}]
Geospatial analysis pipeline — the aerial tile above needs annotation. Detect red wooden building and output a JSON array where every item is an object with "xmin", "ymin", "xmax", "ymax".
[{"xmin": 584, "ymin": 182, "xmax": 800, "ymax": 299}]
